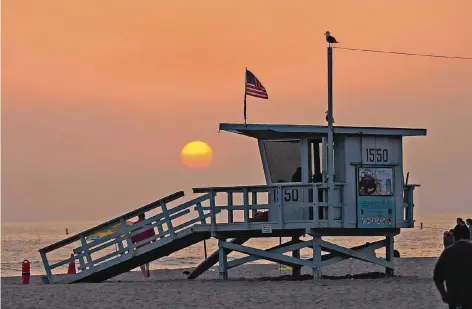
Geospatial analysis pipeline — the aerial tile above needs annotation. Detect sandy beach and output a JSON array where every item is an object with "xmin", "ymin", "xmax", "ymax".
[{"xmin": 1, "ymin": 257, "xmax": 445, "ymax": 309}]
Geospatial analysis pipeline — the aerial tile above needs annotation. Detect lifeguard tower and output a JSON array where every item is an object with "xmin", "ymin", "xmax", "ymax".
[
  {"xmin": 38, "ymin": 38, "xmax": 426, "ymax": 284},
  {"xmin": 38, "ymin": 121, "xmax": 425, "ymax": 283}
]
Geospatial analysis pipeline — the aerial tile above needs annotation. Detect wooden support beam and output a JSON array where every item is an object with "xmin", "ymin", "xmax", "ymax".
[
  {"xmin": 317, "ymin": 239, "xmax": 393, "ymax": 269},
  {"xmin": 292, "ymin": 236, "xmax": 301, "ymax": 277},
  {"xmin": 386, "ymin": 236, "xmax": 394, "ymax": 275},
  {"xmin": 218, "ymin": 239, "xmax": 228, "ymax": 280},
  {"xmin": 188, "ymin": 237, "xmax": 250, "ymax": 279},
  {"xmin": 319, "ymin": 239, "xmax": 387, "ymax": 268},
  {"xmin": 226, "ymin": 238, "xmax": 307, "ymax": 269},
  {"xmin": 312, "ymin": 236, "xmax": 322, "ymax": 279},
  {"xmin": 220, "ymin": 241, "xmax": 313, "ymax": 268}
]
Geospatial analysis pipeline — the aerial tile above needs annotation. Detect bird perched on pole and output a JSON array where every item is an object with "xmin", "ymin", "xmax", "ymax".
[
  {"xmin": 325, "ymin": 31, "xmax": 339, "ymax": 46},
  {"xmin": 325, "ymin": 110, "xmax": 335, "ymax": 123}
]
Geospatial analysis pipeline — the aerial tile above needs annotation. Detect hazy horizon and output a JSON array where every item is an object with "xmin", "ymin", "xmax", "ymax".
[{"xmin": 2, "ymin": 0, "xmax": 472, "ymax": 222}]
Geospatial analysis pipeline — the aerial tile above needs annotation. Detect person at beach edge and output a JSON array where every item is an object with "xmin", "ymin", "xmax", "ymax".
[
  {"xmin": 433, "ymin": 226, "xmax": 472, "ymax": 308},
  {"xmin": 466, "ymin": 218, "xmax": 472, "ymax": 239},
  {"xmin": 443, "ymin": 229, "xmax": 454, "ymax": 249},
  {"xmin": 454, "ymin": 218, "xmax": 471, "ymax": 241},
  {"xmin": 131, "ymin": 213, "xmax": 156, "ymax": 278}
]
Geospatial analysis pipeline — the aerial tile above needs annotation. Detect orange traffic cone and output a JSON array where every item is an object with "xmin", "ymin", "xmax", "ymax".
[{"xmin": 67, "ymin": 254, "xmax": 76, "ymax": 275}]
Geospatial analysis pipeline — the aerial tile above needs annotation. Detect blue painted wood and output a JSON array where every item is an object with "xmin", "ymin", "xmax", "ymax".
[
  {"xmin": 40, "ymin": 181, "xmax": 405, "ymax": 284},
  {"xmin": 88, "ymin": 236, "xmax": 127, "ymax": 254},
  {"xmin": 220, "ymin": 241, "xmax": 313, "ymax": 268},
  {"xmin": 193, "ymin": 183, "xmax": 345, "ymax": 194},
  {"xmin": 49, "ymin": 252, "xmax": 86, "ymax": 269},
  {"xmin": 227, "ymin": 239, "xmax": 308, "ymax": 268},
  {"xmin": 187, "ymin": 237, "xmax": 250, "ymax": 279},
  {"xmin": 218, "ymin": 240, "xmax": 228, "ymax": 280},
  {"xmin": 227, "ymin": 193, "xmax": 234, "ymax": 223},
  {"xmin": 251, "ymin": 191, "xmax": 258, "ymax": 217},
  {"xmin": 195, "ymin": 202, "xmax": 206, "ymax": 224},
  {"xmin": 319, "ymin": 239, "xmax": 387, "ymax": 267},
  {"xmin": 312, "ymin": 236, "xmax": 322, "ymax": 279},
  {"xmin": 386, "ymin": 236, "xmax": 394, "ymax": 275},
  {"xmin": 219, "ymin": 123, "xmax": 427, "ymax": 138},
  {"xmin": 39, "ymin": 251, "xmax": 54, "ymax": 284},
  {"xmin": 39, "ymin": 191, "xmax": 185, "ymax": 253},
  {"xmin": 243, "ymin": 188, "xmax": 249, "ymax": 229},
  {"xmin": 80, "ymin": 235, "xmax": 94, "ymax": 270},
  {"xmin": 209, "ymin": 191, "xmax": 216, "ymax": 235},
  {"xmin": 43, "ymin": 193, "xmax": 210, "ymax": 278},
  {"xmin": 130, "ymin": 209, "xmax": 191, "ymax": 237},
  {"xmin": 317, "ymin": 239, "xmax": 392, "ymax": 268}
]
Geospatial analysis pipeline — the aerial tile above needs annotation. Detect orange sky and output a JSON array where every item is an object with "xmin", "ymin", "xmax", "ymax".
[{"xmin": 2, "ymin": 0, "xmax": 472, "ymax": 222}]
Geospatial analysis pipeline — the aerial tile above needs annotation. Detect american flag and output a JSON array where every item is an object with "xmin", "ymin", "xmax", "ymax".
[{"xmin": 245, "ymin": 69, "xmax": 268, "ymax": 99}]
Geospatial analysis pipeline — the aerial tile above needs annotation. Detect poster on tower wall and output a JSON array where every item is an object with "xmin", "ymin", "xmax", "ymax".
[{"xmin": 357, "ymin": 167, "xmax": 395, "ymax": 228}]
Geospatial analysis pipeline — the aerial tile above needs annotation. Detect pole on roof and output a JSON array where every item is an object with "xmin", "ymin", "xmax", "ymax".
[{"xmin": 327, "ymin": 44, "xmax": 335, "ymax": 219}]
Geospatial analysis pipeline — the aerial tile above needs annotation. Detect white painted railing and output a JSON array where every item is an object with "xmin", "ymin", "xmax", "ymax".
[
  {"xmin": 192, "ymin": 182, "xmax": 346, "ymax": 232},
  {"xmin": 38, "ymin": 191, "xmax": 214, "ymax": 284}
]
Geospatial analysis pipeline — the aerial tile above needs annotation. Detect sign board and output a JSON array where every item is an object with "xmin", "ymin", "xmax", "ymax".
[
  {"xmin": 357, "ymin": 166, "xmax": 395, "ymax": 228},
  {"xmin": 269, "ymin": 187, "xmax": 303, "ymax": 203},
  {"xmin": 261, "ymin": 223, "xmax": 272, "ymax": 234},
  {"xmin": 361, "ymin": 136, "xmax": 392, "ymax": 165},
  {"xmin": 268, "ymin": 186, "xmax": 307, "ymax": 221}
]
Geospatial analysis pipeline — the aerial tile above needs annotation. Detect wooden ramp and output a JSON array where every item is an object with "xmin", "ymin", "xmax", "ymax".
[
  {"xmin": 38, "ymin": 191, "xmax": 217, "ymax": 284},
  {"xmin": 74, "ymin": 229, "xmax": 210, "ymax": 283}
]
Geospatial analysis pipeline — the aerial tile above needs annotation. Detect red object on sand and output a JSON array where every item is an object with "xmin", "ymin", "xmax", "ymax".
[
  {"xmin": 131, "ymin": 220, "xmax": 156, "ymax": 248},
  {"xmin": 67, "ymin": 254, "xmax": 76, "ymax": 275},
  {"xmin": 22, "ymin": 260, "xmax": 30, "ymax": 284}
]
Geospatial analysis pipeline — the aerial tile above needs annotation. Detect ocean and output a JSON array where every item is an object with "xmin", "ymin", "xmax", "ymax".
[{"xmin": 1, "ymin": 213, "xmax": 469, "ymax": 277}]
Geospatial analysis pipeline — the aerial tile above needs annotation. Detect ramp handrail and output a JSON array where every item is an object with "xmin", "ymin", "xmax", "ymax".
[
  {"xmin": 39, "ymin": 191, "xmax": 185, "ymax": 254},
  {"xmin": 38, "ymin": 191, "xmax": 216, "ymax": 284}
]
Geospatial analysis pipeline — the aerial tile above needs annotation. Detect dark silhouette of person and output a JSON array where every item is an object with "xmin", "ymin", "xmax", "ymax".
[
  {"xmin": 443, "ymin": 229, "xmax": 454, "ymax": 249},
  {"xmin": 454, "ymin": 218, "xmax": 471, "ymax": 241},
  {"xmin": 291, "ymin": 167, "xmax": 302, "ymax": 182},
  {"xmin": 434, "ymin": 226, "xmax": 472, "ymax": 308},
  {"xmin": 466, "ymin": 218, "xmax": 472, "ymax": 239}
]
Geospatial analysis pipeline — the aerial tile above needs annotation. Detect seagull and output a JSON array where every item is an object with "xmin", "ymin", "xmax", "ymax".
[
  {"xmin": 325, "ymin": 110, "xmax": 335, "ymax": 123},
  {"xmin": 325, "ymin": 31, "xmax": 339, "ymax": 46}
]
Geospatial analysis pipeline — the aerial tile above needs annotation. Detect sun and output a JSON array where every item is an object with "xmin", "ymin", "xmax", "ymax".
[{"xmin": 180, "ymin": 141, "xmax": 213, "ymax": 169}]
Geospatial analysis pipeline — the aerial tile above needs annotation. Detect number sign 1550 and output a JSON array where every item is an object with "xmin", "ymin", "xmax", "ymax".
[{"xmin": 365, "ymin": 148, "xmax": 389, "ymax": 163}]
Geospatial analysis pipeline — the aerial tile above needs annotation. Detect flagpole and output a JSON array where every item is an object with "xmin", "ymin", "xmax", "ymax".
[{"xmin": 244, "ymin": 67, "xmax": 247, "ymax": 126}]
